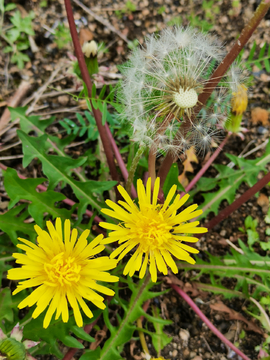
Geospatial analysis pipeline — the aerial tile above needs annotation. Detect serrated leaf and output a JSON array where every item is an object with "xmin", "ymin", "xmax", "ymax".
[
  {"xmin": 4, "ymin": 167, "xmax": 71, "ymax": 226},
  {"xmin": 18, "ymin": 131, "xmax": 116, "ymax": 220},
  {"xmin": 0, "ymin": 204, "xmax": 36, "ymax": 244},
  {"xmin": 199, "ymin": 143, "xmax": 270, "ymax": 218},
  {"xmin": 9, "ymin": 106, "xmax": 54, "ymax": 134}
]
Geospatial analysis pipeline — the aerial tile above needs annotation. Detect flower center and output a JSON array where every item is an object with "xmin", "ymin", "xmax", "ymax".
[
  {"xmin": 173, "ymin": 87, "xmax": 198, "ymax": 109},
  {"xmin": 135, "ymin": 207, "xmax": 172, "ymax": 252},
  {"xmin": 44, "ymin": 252, "xmax": 81, "ymax": 287}
]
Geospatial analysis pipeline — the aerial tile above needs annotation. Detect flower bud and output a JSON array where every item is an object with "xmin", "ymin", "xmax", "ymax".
[
  {"xmin": 82, "ymin": 40, "xmax": 98, "ymax": 58},
  {"xmin": 231, "ymin": 84, "xmax": 248, "ymax": 115}
]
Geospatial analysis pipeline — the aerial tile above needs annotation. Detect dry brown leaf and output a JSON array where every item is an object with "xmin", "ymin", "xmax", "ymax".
[
  {"xmin": 89, "ymin": 327, "xmax": 107, "ymax": 350},
  {"xmin": 210, "ymin": 301, "xmax": 264, "ymax": 334},
  {"xmin": 178, "ymin": 146, "xmax": 198, "ymax": 187},
  {"xmin": 257, "ymin": 193, "xmax": 269, "ymax": 214},
  {"xmin": 130, "ymin": 341, "xmax": 142, "ymax": 360},
  {"xmin": 79, "ymin": 28, "xmax": 94, "ymax": 46},
  {"xmin": 251, "ymin": 107, "xmax": 269, "ymax": 126}
]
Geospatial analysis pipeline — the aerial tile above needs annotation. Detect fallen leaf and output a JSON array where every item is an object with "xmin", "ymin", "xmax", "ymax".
[
  {"xmin": 257, "ymin": 193, "xmax": 269, "ymax": 214},
  {"xmin": 79, "ymin": 28, "xmax": 94, "ymax": 46},
  {"xmin": 251, "ymin": 107, "xmax": 269, "ymax": 126},
  {"xmin": 178, "ymin": 146, "xmax": 198, "ymax": 187},
  {"xmin": 210, "ymin": 301, "xmax": 264, "ymax": 334}
]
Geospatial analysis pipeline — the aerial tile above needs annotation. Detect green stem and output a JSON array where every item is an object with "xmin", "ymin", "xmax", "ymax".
[
  {"xmin": 126, "ymin": 146, "xmax": 145, "ymax": 196},
  {"xmin": 100, "ymin": 273, "xmax": 151, "ymax": 360},
  {"xmin": 136, "ymin": 317, "xmax": 149, "ymax": 355},
  {"xmin": 177, "ymin": 263, "xmax": 270, "ymax": 275}
]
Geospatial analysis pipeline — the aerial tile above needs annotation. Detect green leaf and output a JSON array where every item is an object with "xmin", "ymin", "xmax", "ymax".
[
  {"xmin": 71, "ymin": 326, "xmax": 95, "ymax": 342},
  {"xmin": 163, "ymin": 163, "xmax": 185, "ymax": 197},
  {"xmin": 101, "ymin": 102, "xmax": 107, "ymax": 125},
  {"xmin": 4, "ymin": 168, "xmax": 71, "ymax": 226},
  {"xmin": 9, "ymin": 106, "xmax": 55, "ymax": 134},
  {"xmin": 248, "ymin": 41, "xmax": 256, "ymax": 62},
  {"xmin": 79, "ymin": 348, "xmax": 101, "ymax": 360},
  {"xmin": 0, "ymin": 204, "xmax": 36, "ymax": 244},
  {"xmin": 11, "ymin": 52, "xmax": 30, "ymax": 69},
  {"xmin": 150, "ymin": 306, "xmax": 172, "ymax": 353},
  {"xmin": 5, "ymin": 3, "xmax": 16, "ymax": 11},
  {"xmin": 199, "ymin": 142, "xmax": 270, "ymax": 218},
  {"xmin": 0, "ymin": 288, "xmax": 13, "ymax": 322},
  {"xmin": 18, "ymin": 131, "xmax": 117, "ymax": 220}
]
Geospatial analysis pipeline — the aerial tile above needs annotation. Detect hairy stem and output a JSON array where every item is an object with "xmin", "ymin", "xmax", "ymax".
[
  {"xmin": 171, "ymin": 284, "xmax": 251, "ymax": 360},
  {"xmin": 204, "ymin": 170, "xmax": 270, "ymax": 231},
  {"xmin": 180, "ymin": 134, "xmax": 230, "ymax": 196},
  {"xmin": 64, "ymin": 0, "xmax": 119, "ymax": 183},
  {"xmin": 158, "ymin": 0, "xmax": 270, "ymax": 185},
  {"xmin": 126, "ymin": 146, "xmax": 145, "ymax": 196}
]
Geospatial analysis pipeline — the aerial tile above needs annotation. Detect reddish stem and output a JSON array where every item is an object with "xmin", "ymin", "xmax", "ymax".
[
  {"xmin": 205, "ymin": 170, "xmax": 270, "ymax": 231},
  {"xmin": 105, "ymin": 123, "xmax": 137, "ymax": 198},
  {"xmin": 64, "ymin": 0, "xmax": 119, "ymax": 183},
  {"xmin": 171, "ymin": 284, "xmax": 251, "ymax": 360},
  {"xmin": 180, "ymin": 134, "xmax": 229, "ymax": 196}
]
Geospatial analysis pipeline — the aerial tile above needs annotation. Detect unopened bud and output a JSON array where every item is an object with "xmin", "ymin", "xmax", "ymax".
[
  {"xmin": 231, "ymin": 84, "xmax": 248, "ymax": 115},
  {"xmin": 82, "ymin": 40, "xmax": 98, "ymax": 58}
]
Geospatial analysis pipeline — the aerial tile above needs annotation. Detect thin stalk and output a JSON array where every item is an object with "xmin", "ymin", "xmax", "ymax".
[
  {"xmin": 149, "ymin": 114, "xmax": 173, "ymax": 188},
  {"xmin": 171, "ymin": 284, "xmax": 251, "ymax": 360},
  {"xmin": 204, "ymin": 170, "xmax": 270, "ymax": 231},
  {"xmin": 64, "ymin": 0, "xmax": 119, "ymax": 183},
  {"xmin": 136, "ymin": 317, "xmax": 150, "ymax": 355},
  {"xmin": 105, "ymin": 123, "xmax": 137, "ymax": 198},
  {"xmin": 126, "ymin": 146, "xmax": 145, "ymax": 196},
  {"xmin": 180, "ymin": 134, "xmax": 230, "ymax": 196},
  {"xmin": 148, "ymin": 146, "xmax": 157, "ymax": 187},
  {"xmin": 158, "ymin": 0, "xmax": 270, "ymax": 185}
]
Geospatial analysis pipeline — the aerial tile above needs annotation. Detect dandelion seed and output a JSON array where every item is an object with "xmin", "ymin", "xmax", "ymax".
[
  {"xmin": 100, "ymin": 178, "xmax": 207, "ymax": 282},
  {"xmin": 7, "ymin": 218, "xmax": 118, "ymax": 328}
]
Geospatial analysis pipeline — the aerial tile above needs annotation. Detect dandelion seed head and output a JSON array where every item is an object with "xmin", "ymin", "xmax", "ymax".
[{"xmin": 119, "ymin": 26, "xmax": 243, "ymax": 155}]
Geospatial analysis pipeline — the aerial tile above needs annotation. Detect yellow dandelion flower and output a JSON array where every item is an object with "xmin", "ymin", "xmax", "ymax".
[
  {"xmin": 100, "ymin": 178, "xmax": 207, "ymax": 282},
  {"xmin": 7, "ymin": 218, "xmax": 119, "ymax": 328}
]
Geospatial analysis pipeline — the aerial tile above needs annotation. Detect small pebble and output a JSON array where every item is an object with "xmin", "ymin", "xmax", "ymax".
[
  {"xmin": 179, "ymin": 328, "xmax": 190, "ymax": 342},
  {"xmin": 220, "ymin": 229, "xmax": 227, "ymax": 237},
  {"xmin": 257, "ymin": 126, "xmax": 268, "ymax": 135},
  {"xmin": 172, "ymin": 349, "xmax": 178, "ymax": 357}
]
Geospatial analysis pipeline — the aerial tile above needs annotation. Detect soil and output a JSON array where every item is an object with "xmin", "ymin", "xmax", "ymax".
[{"xmin": 0, "ymin": 0, "xmax": 270, "ymax": 359}]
